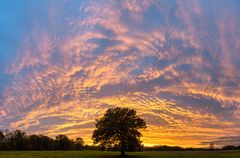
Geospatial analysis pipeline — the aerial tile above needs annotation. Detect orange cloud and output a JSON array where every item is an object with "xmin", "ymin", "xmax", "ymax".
[{"xmin": 0, "ymin": 0, "xmax": 240, "ymax": 148}]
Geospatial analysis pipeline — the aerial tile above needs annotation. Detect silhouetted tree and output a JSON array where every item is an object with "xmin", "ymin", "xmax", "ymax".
[
  {"xmin": 0, "ymin": 129, "xmax": 85, "ymax": 150},
  {"xmin": 28, "ymin": 134, "xmax": 41, "ymax": 150},
  {"xmin": 39, "ymin": 135, "xmax": 55, "ymax": 150},
  {"xmin": 222, "ymin": 145, "xmax": 239, "ymax": 150},
  {"xmin": 209, "ymin": 142, "xmax": 214, "ymax": 150},
  {"xmin": 92, "ymin": 107, "xmax": 146, "ymax": 156},
  {"xmin": 3, "ymin": 130, "xmax": 27, "ymax": 150},
  {"xmin": 55, "ymin": 134, "xmax": 71, "ymax": 150},
  {"xmin": 28, "ymin": 134, "xmax": 55, "ymax": 150},
  {"xmin": 74, "ymin": 137, "xmax": 84, "ymax": 150},
  {"xmin": 0, "ymin": 131, "xmax": 4, "ymax": 149}
]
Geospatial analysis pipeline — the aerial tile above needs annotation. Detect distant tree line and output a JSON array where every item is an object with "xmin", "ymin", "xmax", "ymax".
[
  {"xmin": 144, "ymin": 145, "xmax": 240, "ymax": 151},
  {"xmin": 144, "ymin": 145, "xmax": 185, "ymax": 151},
  {"xmin": 0, "ymin": 130, "xmax": 84, "ymax": 150},
  {"xmin": 144, "ymin": 145, "xmax": 208, "ymax": 151},
  {"xmin": 222, "ymin": 145, "xmax": 240, "ymax": 150},
  {"xmin": 0, "ymin": 129, "xmax": 239, "ymax": 151}
]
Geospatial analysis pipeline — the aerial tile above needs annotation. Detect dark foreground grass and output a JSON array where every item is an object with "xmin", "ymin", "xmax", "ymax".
[{"xmin": 0, "ymin": 150, "xmax": 240, "ymax": 158}]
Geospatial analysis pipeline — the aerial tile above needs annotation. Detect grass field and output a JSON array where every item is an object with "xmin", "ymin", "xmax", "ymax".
[{"xmin": 0, "ymin": 150, "xmax": 240, "ymax": 158}]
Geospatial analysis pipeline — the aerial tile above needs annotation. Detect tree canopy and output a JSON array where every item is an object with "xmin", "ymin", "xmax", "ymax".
[
  {"xmin": 0, "ymin": 130, "xmax": 84, "ymax": 150},
  {"xmin": 92, "ymin": 107, "xmax": 146, "ymax": 156}
]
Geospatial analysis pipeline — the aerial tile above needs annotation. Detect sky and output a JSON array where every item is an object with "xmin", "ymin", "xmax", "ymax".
[{"xmin": 0, "ymin": 0, "xmax": 240, "ymax": 148}]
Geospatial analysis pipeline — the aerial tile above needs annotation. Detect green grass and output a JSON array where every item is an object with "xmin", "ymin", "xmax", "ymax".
[{"xmin": 0, "ymin": 150, "xmax": 239, "ymax": 158}]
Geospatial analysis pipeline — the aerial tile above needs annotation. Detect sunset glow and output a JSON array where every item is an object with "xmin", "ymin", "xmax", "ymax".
[{"xmin": 0, "ymin": 0, "xmax": 240, "ymax": 148}]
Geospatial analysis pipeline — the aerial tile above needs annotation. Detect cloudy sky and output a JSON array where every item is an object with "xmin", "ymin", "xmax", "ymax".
[{"xmin": 0, "ymin": 0, "xmax": 240, "ymax": 147}]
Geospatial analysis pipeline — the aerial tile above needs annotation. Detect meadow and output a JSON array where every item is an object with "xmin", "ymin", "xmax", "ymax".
[{"xmin": 0, "ymin": 150, "xmax": 240, "ymax": 158}]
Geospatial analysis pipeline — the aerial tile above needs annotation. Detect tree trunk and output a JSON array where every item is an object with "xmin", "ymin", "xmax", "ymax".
[
  {"xmin": 120, "ymin": 150, "xmax": 125, "ymax": 157},
  {"xmin": 120, "ymin": 141, "xmax": 125, "ymax": 157}
]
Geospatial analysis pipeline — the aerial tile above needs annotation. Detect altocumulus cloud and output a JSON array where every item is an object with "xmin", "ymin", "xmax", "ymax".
[{"xmin": 0, "ymin": 0, "xmax": 240, "ymax": 147}]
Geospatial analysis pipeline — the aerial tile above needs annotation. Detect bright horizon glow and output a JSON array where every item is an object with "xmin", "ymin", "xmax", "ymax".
[{"xmin": 0, "ymin": 0, "xmax": 240, "ymax": 148}]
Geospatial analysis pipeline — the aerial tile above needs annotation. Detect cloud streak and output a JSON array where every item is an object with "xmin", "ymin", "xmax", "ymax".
[{"xmin": 0, "ymin": 0, "xmax": 240, "ymax": 147}]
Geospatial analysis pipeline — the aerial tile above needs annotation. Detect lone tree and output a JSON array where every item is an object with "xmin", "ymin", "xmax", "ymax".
[{"xmin": 92, "ymin": 107, "xmax": 146, "ymax": 156}]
